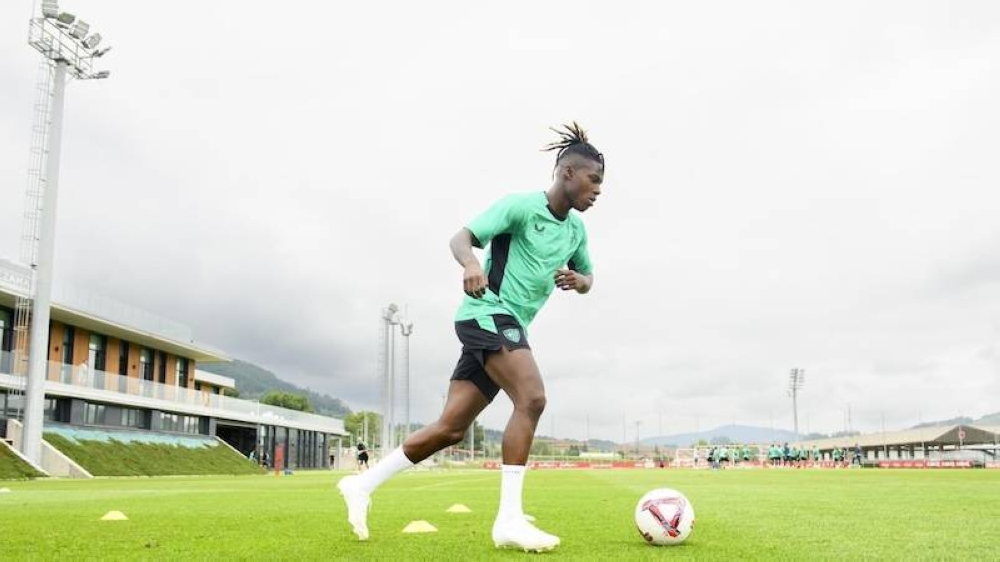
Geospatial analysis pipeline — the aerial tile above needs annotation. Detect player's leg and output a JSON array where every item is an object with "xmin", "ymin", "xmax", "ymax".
[
  {"xmin": 483, "ymin": 345, "xmax": 560, "ymax": 551},
  {"xmin": 484, "ymin": 346, "xmax": 546, "ymax": 466},
  {"xmin": 337, "ymin": 380, "xmax": 489, "ymax": 540},
  {"xmin": 403, "ymin": 380, "xmax": 489, "ymax": 462}
]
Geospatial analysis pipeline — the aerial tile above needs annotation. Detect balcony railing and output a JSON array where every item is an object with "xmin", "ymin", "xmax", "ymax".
[{"xmin": 0, "ymin": 351, "xmax": 345, "ymax": 435}]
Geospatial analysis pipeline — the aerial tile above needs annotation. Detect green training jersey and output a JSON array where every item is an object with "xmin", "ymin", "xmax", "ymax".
[{"xmin": 455, "ymin": 192, "xmax": 592, "ymax": 332}]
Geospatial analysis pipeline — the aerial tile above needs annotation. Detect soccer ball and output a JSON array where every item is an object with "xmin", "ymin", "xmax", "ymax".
[{"xmin": 634, "ymin": 488, "xmax": 695, "ymax": 546}]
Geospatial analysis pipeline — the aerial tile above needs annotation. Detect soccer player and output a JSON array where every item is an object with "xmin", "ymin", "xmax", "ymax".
[{"xmin": 337, "ymin": 123, "xmax": 604, "ymax": 552}]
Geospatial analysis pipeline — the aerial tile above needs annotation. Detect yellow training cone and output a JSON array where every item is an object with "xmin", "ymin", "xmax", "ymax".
[
  {"xmin": 101, "ymin": 511, "xmax": 128, "ymax": 521},
  {"xmin": 446, "ymin": 504, "xmax": 472, "ymax": 513},
  {"xmin": 402, "ymin": 520, "xmax": 438, "ymax": 533}
]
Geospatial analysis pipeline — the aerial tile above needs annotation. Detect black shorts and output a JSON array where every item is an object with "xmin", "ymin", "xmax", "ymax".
[{"xmin": 451, "ymin": 314, "xmax": 530, "ymax": 401}]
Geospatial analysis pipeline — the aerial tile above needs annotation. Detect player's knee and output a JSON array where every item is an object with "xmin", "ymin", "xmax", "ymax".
[
  {"xmin": 439, "ymin": 424, "xmax": 466, "ymax": 446},
  {"xmin": 519, "ymin": 393, "xmax": 546, "ymax": 418},
  {"xmin": 437, "ymin": 421, "xmax": 466, "ymax": 447}
]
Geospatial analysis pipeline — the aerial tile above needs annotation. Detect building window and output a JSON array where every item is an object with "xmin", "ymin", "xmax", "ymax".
[
  {"xmin": 118, "ymin": 340, "xmax": 130, "ymax": 376},
  {"xmin": 60, "ymin": 325, "xmax": 75, "ymax": 382},
  {"xmin": 157, "ymin": 351, "xmax": 167, "ymax": 384},
  {"xmin": 84, "ymin": 403, "xmax": 107, "ymax": 425},
  {"xmin": 119, "ymin": 408, "xmax": 148, "ymax": 429},
  {"xmin": 139, "ymin": 348, "xmax": 153, "ymax": 381},
  {"xmin": 161, "ymin": 412, "xmax": 200, "ymax": 434},
  {"xmin": 117, "ymin": 340, "xmax": 129, "ymax": 392},
  {"xmin": 2, "ymin": 391, "xmax": 24, "ymax": 419},
  {"xmin": 176, "ymin": 358, "xmax": 189, "ymax": 388},
  {"xmin": 61, "ymin": 325, "xmax": 75, "ymax": 364},
  {"xmin": 88, "ymin": 334, "xmax": 107, "ymax": 371},
  {"xmin": 0, "ymin": 307, "xmax": 13, "ymax": 373},
  {"xmin": 43, "ymin": 398, "xmax": 66, "ymax": 422}
]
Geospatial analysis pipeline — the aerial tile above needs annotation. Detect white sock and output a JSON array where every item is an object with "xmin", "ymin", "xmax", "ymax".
[
  {"xmin": 355, "ymin": 448, "xmax": 414, "ymax": 494},
  {"xmin": 497, "ymin": 464, "xmax": 526, "ymax": 521}
]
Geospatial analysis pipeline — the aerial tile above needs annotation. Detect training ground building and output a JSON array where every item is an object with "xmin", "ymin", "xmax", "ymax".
[
  {"xmin": 793, "ymin": 424, "xmax": 1000, "ymax": 468},
  {"xmin": 0, "ymin": 259, "xmax": 348, "ymax": 472}
]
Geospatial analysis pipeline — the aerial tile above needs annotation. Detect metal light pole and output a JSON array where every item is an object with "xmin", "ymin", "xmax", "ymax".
[
  {"xmin": 788, "ymin": 368, "xmax": 805, "ymax": 437},
  {"xmin": 19, "ymin": 1, "xmax": 111, "ymax": 464},
  {"xmin": 634, "ymin": 420, "xmax": 642, "ymax": 458},
  {"xmin": 379, "ymin": 304, "xmax": 399, "ymax": 456},
  {"xmin": 399, "ymin": 320, "xmax": 413, "ymax": 441}
]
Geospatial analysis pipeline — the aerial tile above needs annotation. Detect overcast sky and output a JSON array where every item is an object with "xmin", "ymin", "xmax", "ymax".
[{"xmin": 2, "ymin": 1, "xmax": 999, "ymax": 443}]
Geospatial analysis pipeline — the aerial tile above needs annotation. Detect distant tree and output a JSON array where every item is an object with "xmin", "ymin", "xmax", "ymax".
[
  {"xmin": 696, "ymin": 439, "xmax": 709, "ymax": 447},
  {"xmin": 474, "ymin": 421, "xmax": 485, "ymax": 452},
  {"xmin": 710, "ymin": 436, "xmax": 732, "ymax": 445},
  {"xmin": 344, "ymin": 411, "xmax": 380, "ymax": 446},
  {"xmin": 259, "ymin": 390, "xmax": 313, "ymax": 412},
  {"xmin": 530, "ymin": 440, "xmax": 553, "ymax": 456},
  {"xmin": 223, "ymin": 388, "xmax": 239, "ymax": 398},
  {"xmin": 567, "ymin": 445, "xmax": 581, "ymax": 457},
  {"xmin": 804, "ymin": 432, "xmax": 828, "ymax": 440}
]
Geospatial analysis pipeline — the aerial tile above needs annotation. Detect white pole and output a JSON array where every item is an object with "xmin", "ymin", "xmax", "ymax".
[
  {"xmin": 400, "ymin": 322, "xmax": 412, "ymax": 440},
  {"xmin": 21, "ymin": 61, "xmax": 66, "ymax": 465},
  {"xmin": 378, "ymin": 312, "xmax": 388, "ymax": 455},
  {"xmin": 387, "ymin": 324, "xmax": 396, "ymax": 451}
]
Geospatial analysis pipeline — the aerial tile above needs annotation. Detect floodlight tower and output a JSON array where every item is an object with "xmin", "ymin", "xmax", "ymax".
[
  {"xmin": 18, "ymin": 0, "xmax": 111, "ymax": 464},
  {"xmin": 788, "ymin": 368, "xmax": 805, "ymax": 437},
  {"xmin": 379, "ymin": 304, "xmax": 399, "ymax": 454},
  {"xmin": 399, "ymin": 320, "xmax": 413, "ymax": 441}
]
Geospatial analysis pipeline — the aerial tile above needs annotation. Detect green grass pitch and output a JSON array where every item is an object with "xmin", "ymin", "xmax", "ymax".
[{"xmin": 1, "ymin": 468, "xmax": 997, "ymax": 560}]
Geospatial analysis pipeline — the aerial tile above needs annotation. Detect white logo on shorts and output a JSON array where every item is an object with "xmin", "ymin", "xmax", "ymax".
[{"xmin": 502, "ymin": 328, "xmax": 522, "ymax": 344}]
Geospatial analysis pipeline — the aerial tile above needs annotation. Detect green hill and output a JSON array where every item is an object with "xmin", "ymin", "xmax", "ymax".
[
  {"xmin": 975, "ymin": 412, "xmax": 1000, "ymax": 426},
  {"xmin": 0, "ymin": 443, "xmax": 45, "ymax": 480},
  {"xmin": 44, "ymin": 427, "xmax": 262, "ymax": 477},
  {"xmin": 911, "ymin": 412, "xmax": 999, "ymax": 429},
  {"xmin": 199, "ymin": 359, "xmax": 351, "ymax": 418}
]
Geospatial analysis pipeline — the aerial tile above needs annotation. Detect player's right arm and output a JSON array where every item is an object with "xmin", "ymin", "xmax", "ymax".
[
  {"xmin": 450, "ymin": 229, "xmax": 487, "ymax": 299},
  {"xmin": 452, "ymin": 194, "xmax": 530, "ymax": 300}
]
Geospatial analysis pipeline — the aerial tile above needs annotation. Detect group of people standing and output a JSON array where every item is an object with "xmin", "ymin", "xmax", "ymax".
[{"xmin": 690, "ymin": 442, "xmax": 867, "ymax": 468}]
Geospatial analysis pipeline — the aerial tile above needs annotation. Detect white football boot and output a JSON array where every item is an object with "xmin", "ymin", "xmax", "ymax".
[
  {"xmin": 492, "ymin": 516, "xmax": 560, "ymax": 552},
  {"xmin": 336, "ymin": 475, "xmax": 371, "ymax": 541}
]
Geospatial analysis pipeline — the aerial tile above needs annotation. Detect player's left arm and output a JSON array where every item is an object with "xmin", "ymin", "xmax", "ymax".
[{"xmin": 555, "ymin": 227, "xmax": 594, "ymax": 294}]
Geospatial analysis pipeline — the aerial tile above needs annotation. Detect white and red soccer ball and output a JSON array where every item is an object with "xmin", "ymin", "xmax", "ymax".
[{"xmin": 634, "ymin": 488, "xmax": 695, "ymax": 546}]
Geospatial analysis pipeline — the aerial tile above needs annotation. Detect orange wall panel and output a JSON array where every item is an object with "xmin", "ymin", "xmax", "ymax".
[
  {"xmin": 166, "ymin": 355, "xmax": 177, "ymax": 386},
  {"xmin": 47, "ymin": 322, "xmax": 64, "ymax": 362},
  {"xmin": 72, "ymin": 329, "xmax": 89, "ymax": 366},
  {"xmin": 106, "ymin": 339, "xmax": 121, "ymax": 375}
]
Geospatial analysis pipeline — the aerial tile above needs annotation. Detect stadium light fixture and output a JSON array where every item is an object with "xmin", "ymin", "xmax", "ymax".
[
  {"xmin": 70, "ymin": 19, "xmax": 89, "ymax": 39},
  {"xmin": 55, "ymin": 12, "xmax": 75, "ymax": 26},
  {"xmin": 41, "ymin": 1, "xmax": 59, "ymax": 18},
  {"xmin": 83, "ymin": 33, "xmax": 101, "ymax": 49}
]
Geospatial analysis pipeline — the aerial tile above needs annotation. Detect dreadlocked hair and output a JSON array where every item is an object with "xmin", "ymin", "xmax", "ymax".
[{"xmin": 542, "ymin": 121, "xmax": 605, "ymax": 171}]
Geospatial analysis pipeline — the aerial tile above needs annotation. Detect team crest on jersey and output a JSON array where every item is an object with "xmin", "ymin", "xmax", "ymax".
[{"xmin": 502, "ymin": 328, "xmax": 522, "ymax": 344}]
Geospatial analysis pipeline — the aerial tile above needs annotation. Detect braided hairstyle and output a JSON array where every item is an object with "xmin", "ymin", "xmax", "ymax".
[{"xmin": 542, "ymin": 121, "xmax": 604, "ymax": 172}]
